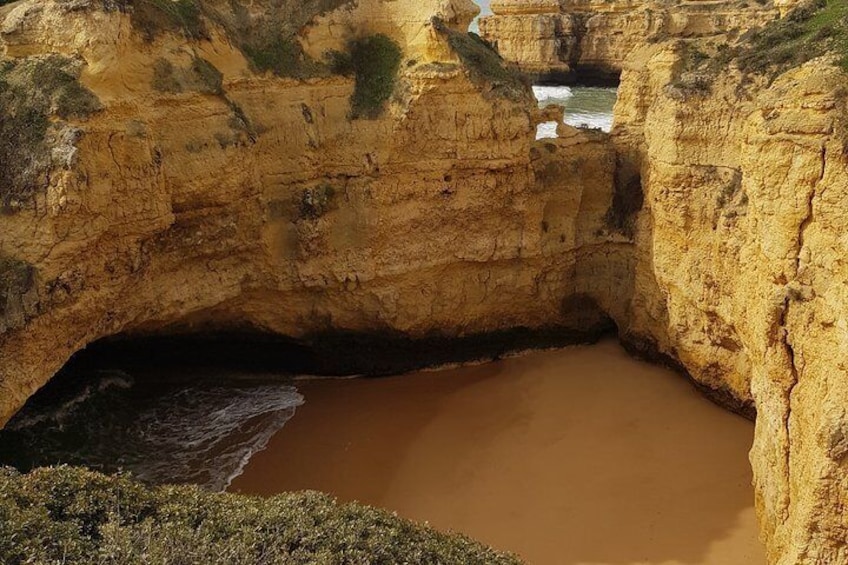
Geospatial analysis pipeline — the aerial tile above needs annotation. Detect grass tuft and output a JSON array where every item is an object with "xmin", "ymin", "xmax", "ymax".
[
  {"xmin": 130, "ymin": 0, "xmax": 207, "ymax": 42},
  {"xmin": 735, "ymin": 0, "xmax": 848, "ymax": 76}
]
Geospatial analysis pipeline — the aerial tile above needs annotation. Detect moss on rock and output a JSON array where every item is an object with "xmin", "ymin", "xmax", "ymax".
[
  {"xmin": 0, "ymin": 256, "xmax": 35, "ymax": 321},
  {"xmin": 431, "ymin": 19, "xmax": 530, "ymax": 102},
  {"xmin": 0, "ymin": 466, "xmax": 522, "ymax": 565},
  {"xmin": 0, "ymin": 55, "xmax": 101, "ymax": 212}
]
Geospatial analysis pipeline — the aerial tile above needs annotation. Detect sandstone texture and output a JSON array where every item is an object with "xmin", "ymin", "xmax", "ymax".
[
  {"xmin": 0, "ymin": 0, "xmax": 622, "ymax": 424},
  {"xmin": 479, "ymin": 0, "xmax": 778, "ymax": 81},
  {"xmin": 609, "ymin": 14, "xmax": 848, "ymax": 563},
  {"xmin": 2, "ymin": 0, "xmax": 848, "ymax": 563}
]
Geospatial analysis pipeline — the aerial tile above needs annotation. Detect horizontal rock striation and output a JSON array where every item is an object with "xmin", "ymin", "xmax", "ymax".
[
  {"xmin": 479, "ymin": 0, "xmax": 778, "ymax": 82},
  {"xmin": 0, "ymin": 0, "xmax": 629, "ymax": 425},
  {"xmin": 2, "ymin": 0, "xmax": 848, "ymax": 563}
]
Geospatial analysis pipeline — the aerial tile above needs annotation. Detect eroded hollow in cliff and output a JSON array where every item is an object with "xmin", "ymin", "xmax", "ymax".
[{"xmin": 0, "ymin": 327, "xmax": 764, "ymax": 564}]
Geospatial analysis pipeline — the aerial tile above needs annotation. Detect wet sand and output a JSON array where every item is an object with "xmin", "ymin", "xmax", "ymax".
[{"xmin": 231, "ymin": 340, "xmax": 764, "ymax": 565}]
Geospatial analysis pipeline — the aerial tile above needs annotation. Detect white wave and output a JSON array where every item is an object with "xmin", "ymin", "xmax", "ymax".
[
  {"xmin": 130, "ymin": 385, "xmax": 304, "ymax": 491},
  {"xmin": 533, "ymin": 85, "xmax": 574, "ymax": 104},
  {"xmin": 536, "ymin": 121, "xmax": 559, "ymax": 140}
]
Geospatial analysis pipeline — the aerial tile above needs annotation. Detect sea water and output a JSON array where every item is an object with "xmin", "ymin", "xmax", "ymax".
[{"xmin": 535, "ymin": 84, "xmax": 619, "ymax": 138}]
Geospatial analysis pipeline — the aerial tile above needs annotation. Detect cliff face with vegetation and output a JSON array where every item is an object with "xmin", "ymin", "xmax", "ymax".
[
  {"xmin": 610, "ymin": 0, "xmax": 848, "ymax": 561},
  {"xmin": 2, "ymin": 0, "xmax": 848, "ymax": 562},
  {"xmin": 0, "ymin": 0, "xmax": 623, "ymax": 424},
  {"xmin": 479, "ymin": 0, "xmax": 778, "ymax": 81}
]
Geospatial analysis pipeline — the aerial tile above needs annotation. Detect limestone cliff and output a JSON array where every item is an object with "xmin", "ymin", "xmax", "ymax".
[
  {"xmin": 3, "ymin": 0, "xmax": 848, "ymax": 563},
  {"xmin": 0, "ymin": 0, "xmax": 622, "ymax": 425},
  {"xmin": 479, "ymin": 0, "xmax": 778, "ymax": 82},
  {"xmin": 609, "ymin": 1, "xmax": 848, "ymax": 560}
]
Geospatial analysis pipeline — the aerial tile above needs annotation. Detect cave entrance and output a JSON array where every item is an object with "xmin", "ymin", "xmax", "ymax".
[{"xmin": 0, "ymin": 326, "xmax": 600, "ymax": 488}]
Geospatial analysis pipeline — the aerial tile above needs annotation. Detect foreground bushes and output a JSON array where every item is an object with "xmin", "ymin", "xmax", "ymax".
[{"xmin": 0, "ymin": 466, "xmax": 521, "ymax": 564}]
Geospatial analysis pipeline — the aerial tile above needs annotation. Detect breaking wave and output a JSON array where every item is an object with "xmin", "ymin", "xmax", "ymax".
[{"xmin": 0, "ymin": 372, "xmax": 303, "ymax": 492}]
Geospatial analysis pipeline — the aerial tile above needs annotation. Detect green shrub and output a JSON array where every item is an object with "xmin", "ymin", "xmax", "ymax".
[
  {"xmin": 431, "ymin": 19, "xmax": 529, "ymax": 102},
  {"xmin": 0, "ymin": 466, "xmax": 522, "ymax": 565},
  {"xmin": 244, "ymin": 34, "xmax": 300, "ymax": 76},
  {"xmin": 242, "ymin": 32, "xmax": 332, "ymax": 79},
  {"xmin": 0, "ymin": 55, "xmax": 101, "ymax": 212},
  {"xmin": 130, "ymin": 0, "xmax": 207, "ymax": 42},
  {"xmin": 347, "ymin": 34, "xmax": 402, "ymax": 119}
]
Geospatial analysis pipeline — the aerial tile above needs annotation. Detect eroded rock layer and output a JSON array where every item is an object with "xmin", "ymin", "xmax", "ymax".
[
  {"xmin": 609, "ymin": 7, "xmax": 848, "ymax": 560},
  {"xmin": 0, "ymin": 0, "xmax": 627, "ymax": 424},
  {"xmin": 2, "ymin": 0, "xmax": 848, "ymax": 563},
  {"xmin": 479, "ymin": 0, "xmax": 778, "ymax": 81}
]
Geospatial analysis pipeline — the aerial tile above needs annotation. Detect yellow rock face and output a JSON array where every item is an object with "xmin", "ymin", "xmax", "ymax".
[
  {"xmin": 613, "ymin": 39, "xmax": 848, "ymax": 564},
  {"xmin": 0, "ymin": 0, "xmax": 624, "ymax": 425},
  {"xmin": 480, "ymin": 0, "xmax": 777, "ymax": 80},
  {"xmin": 3, "ymin": 0, "xmax": 848, "ymax": 563}
]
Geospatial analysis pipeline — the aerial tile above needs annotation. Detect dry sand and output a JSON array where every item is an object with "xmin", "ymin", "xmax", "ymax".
[{"xmin": 231, "ymin": 340, "xmax": 764, "ymax": 565}]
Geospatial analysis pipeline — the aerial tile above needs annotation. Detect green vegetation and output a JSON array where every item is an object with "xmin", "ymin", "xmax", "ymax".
[
  {"xmin": 735, "ymin": 0, "xmax": 848, "ymax": 74},
  {"xmin": 152, "ymin": 56, "xmax": 223, "ymax": 94},
  {"xmin": 300, "ymin": 184, "xmax": 337, "ymax": 219},
  {"xmin": 0, "ymin": 256, "xmax": 35, "ymax": 319},
  {"xmin": 129, "ymin": 0, "xmax": 207, "ymax": 42},
  {"xmin": 431, "ymin": 19, "xmax": 529, "ymax": 102},
  {"xmin": 0, "ymin": 56, "xmax": 101, "ymax": 212},
  {"xmin": 0, "ymin": 466, "xmax": 521, "ymax": 565},
  {"xmin": 668, "ymin": 0, "xmax": 847, "ymax": 95},
  {"xmin": 332, "ymin": 34, "xmax": 403, "ymax": 119},
  {"xmin": 242, "ymin": 33, "xmax": 320, "ymax": 78},
  {"xmin": 123, "ymin": 0, "xmax": 358, "ymax": 79}
]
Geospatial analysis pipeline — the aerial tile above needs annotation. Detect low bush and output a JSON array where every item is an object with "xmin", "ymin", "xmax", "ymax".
[
  {"xmin": 0, "ymin": 466, "xmax": 521, "ymax": 565},
  {"xmin": 734, "ymin": 0, "xmax": 848, "ymax": 76},
  {"xmin": 244, "ymin": 34, "xmax": 303, "ymax": 76},
  {"xmin": 130, "ymin": 0, "xmax": 207, "ymax": 42},
  {"xmin": 346, "ymin": 34, "xmax": 402, "ymax": 119},
  {"xmin": 431, "ymin": 19, "xmax": 529, "ymax": 102}
]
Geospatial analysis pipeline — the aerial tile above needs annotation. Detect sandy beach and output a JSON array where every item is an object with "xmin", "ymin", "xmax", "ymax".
[{"xmin": 231, "ymin": 340, "xmax": 764, "ymax": 565}]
